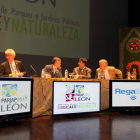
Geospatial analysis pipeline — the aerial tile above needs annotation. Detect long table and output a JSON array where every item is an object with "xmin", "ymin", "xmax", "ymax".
[{"xmin": 33, "ymin": 78, "xmax": 109, "ymax": 118}]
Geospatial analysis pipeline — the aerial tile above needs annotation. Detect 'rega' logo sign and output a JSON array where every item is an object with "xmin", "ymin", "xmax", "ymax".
[
  {"xmin": 115, "ymin": 88, "xmax": 135, "ymax": 95},
  {"xmin": 115, "ymin": 88, "xmax": 140, "ymax": 100},
  {"xmin": 25, "ymin": 0, "xmax": 56, "ymax": 7}
]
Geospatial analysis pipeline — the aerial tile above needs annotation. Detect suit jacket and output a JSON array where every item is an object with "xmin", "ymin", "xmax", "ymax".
[
  {"xmin": 44, "ymin": 64, "xmax": 62, "ymax": 78},
  {"xmin": 72, "ymin": 67, "xmax": 91, "ymax": 79},
  {"xmin": 96, "ymin": 66, "xmax": 122, "ymax": 79},
  {"xmin": 0, "ymin": 60, "xmax": 27, "ymax": 77}
]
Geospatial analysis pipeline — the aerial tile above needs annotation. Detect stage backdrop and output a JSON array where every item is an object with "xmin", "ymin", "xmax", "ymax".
[
  {"xmin": 0, "ymin": 0, "xmax": 89, "ymax": 59},
  {"xmin": 119, "ymin": 27, "xmax": 140, "ymax": 79}
]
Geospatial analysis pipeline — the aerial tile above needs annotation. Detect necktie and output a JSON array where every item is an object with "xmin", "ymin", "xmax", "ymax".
[
  {"xmin": 104, "ymin": 70, "xmax": 110, "ymax": 79},
  {"xmin": 10, "ymin": 62, "xmax": 17, "ymax": 73},
  {"xmin": 79, "ymin": 68, "xmax": 83, "ymax": 74},
  {"xmin": 10, "ymin": 62, "xmax": 14, "ymax": 73},
  {"xmin": 101, "ymin": 70, "xmax": 105, "ymax": 79}
]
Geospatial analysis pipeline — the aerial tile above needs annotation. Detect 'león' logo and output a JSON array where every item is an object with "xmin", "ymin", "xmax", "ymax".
[
  {"xmin": 65, "ymin": 93, "xmax": 75, "ymax": 102},
  {"xmin": 2, "ymin": 84, "xmax": 17, "ymax": 97},
  {"xmin": 65, "ymin": 85, "xmax": 85, "ymax": 102},
  {"xmin": 65, "ymin": 85, "xmax": 75, "ymax": 102}
]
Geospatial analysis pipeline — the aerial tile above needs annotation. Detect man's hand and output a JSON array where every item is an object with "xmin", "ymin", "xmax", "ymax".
[
  {"xmin": 73, "ymin": 74, "xmax": 79, "ymax": 79},
  {"xmin": 79, "ymin": 75, "xmax": 83, "ymax": 79},
  {"xmin": 9, "ymin": 74, "xmax": 14, "ymax": 77},
  {"xmin": 54, "ymin": 67, "xmax": 58, "ymax": 72},
  {"xmin": 46, "ymin": 74, "xmax": 52, "ymax": 78},
  {"xmin": 18, "ymin": 72, "xmax": 24, "ymax": 77}
]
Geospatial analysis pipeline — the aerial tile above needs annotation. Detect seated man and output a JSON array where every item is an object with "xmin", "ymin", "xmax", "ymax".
[
  {"xmin": 72, "ymin": 58, "xmax": 91, "ymax": 79},
  {"xmin": 96, "ymin": 59, "xmax": 122, "ymax": 79},
  {"xmin": 44, "ymin": 57, "xmax": 62, "ymax": 78},
  {"xmin": 0, "ymin": 49, "xmax": 27, "ymax": 77}
]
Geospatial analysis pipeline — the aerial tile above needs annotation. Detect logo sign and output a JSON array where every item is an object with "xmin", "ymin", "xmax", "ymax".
[
  {"xmin": 65, "ymin": 85, "xmax": 90, "ymax": 102},
  {"xmin": 65, "ymin": 93, "xmax": 75, "ymax": 102},
  {"xmin": 53, "ymin": 81, "xmax": 100, "ymax": 115},
  {"xmin": 75, "ymin": 85, "xmax": 84, "ymax": 93},
  {"xmin": 53, "ymin": 82, "xmax": 100, "ymax": 115},
  {"xmin": 130, "ymin": 95, "xmax": 137, "ymax": 100},
  {"xmin": 65, "ymin": 85, "xmax": 75, "ymax": 102},
  {"xmin": 2, "ymin": 84, "xmax": 17, "ymax": 97},
  {"xmin": 115, "ymin": 88, "xmax": 140, "ymax": 100},
  {"xmin": 0, "ymin": 80, "xmax": 32, "ymax": 116},
  {"xmin": 112, "ymin": 82, "xmax": 140, "ymax": 107},
  {"xmin": 66, "ymin": 85, "xmax": 75, "ymax": 93}
]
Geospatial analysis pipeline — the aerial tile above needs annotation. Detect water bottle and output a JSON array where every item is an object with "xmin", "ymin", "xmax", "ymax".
[
  {"xmin": 41, "ymin": 68, "xmax": 45, "ymax": 78},
  {"xmin": 128, "ymin": 70, "xmax": 131, "ymax": 80},
  {"xmin": 98, "ymin": 70, "xmax": 101, "ymax": 79},
  {"xmin": 65, "ymin": 69, "xmax": 68, "ymax": 78}
]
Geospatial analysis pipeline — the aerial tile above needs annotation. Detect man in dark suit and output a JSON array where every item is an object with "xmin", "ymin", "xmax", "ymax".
[
  {"xmin": 0, "ymin": 49, "xmax": 27, "ymax": 77},
  {"xmin": 44, "ymin": 57, "xmax": 62, "ymax": 78},
  {"xmin": 72, "ymin": 58, "xmax": 91, "ymax": 79}
]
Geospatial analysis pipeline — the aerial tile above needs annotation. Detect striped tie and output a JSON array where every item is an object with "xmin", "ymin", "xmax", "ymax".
[{"xmin": 10, "ymin": 62, "xmax": 14, "ymax": 73}]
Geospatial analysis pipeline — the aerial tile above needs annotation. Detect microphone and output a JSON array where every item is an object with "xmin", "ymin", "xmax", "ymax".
[
  {"xmin": 30, "ymin": 65, "xmax": 37, "ymax": 74},
  {"xmin": 30, "ymin": 65, "xmax": 39, "ymax": 77}
]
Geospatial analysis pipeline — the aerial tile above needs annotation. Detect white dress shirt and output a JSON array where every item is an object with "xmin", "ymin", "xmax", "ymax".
[
  {"xmin": 103, "ymin": 68, "xmax": 110, "ymax": 79},
  {"xmin": 9, "ymin": 61, "xmax": 16, "ymax": 73}
]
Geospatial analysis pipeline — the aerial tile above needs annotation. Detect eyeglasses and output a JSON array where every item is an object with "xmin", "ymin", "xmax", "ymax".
[{"xmin": 5, "ymin": 55, "xmax": 14, "ymax": 57}]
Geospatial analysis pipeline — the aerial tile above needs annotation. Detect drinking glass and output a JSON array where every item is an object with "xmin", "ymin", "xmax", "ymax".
[
  {"xmin": 69, "ymin": 73, "xmax": 72, "ymax": 78},
  {"xmin": 16, "ymin": 70, "xmax": 20, "ymax": 77},
  {"xmin": 101, "ymin": 75, "xmax": 104, "ymax": 80}
]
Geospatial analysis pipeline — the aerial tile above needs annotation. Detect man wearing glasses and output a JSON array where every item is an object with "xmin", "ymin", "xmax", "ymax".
[{"xmin": 0, "ymin": 49, "xmax": 27, "ymax": 77}]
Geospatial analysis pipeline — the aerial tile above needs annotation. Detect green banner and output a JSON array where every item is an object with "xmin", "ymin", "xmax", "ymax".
[
  {"xmin": 0, "ymin": 0, "xmax": 90, "ymax": 58},
  {"xmin": 119, "ymin": 28, "xmax": 140, "ymax": 79}
]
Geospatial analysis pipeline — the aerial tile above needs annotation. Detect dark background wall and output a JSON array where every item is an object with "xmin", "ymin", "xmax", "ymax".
[
  {"xmin": 89, "ymin": 0, "xmax": 128, "ymax": 78},
  {"xmin": 0, "ymin": 0, "xmax": 129, "ymax": 77},
  {"xmin": 128, "ymin": 1, "xmax": 140, "ymax": 27}
]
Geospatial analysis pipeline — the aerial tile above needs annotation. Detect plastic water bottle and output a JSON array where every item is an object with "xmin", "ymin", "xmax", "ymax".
[
  {"xmin": 128, "ymin": 70, "xmax": 131, "ymax": 79},
  {"xmin": 98, "ymin": 70, "xmax": 101, "ymax": 79},
  {"xmin": 41, "ymin": 68, "xmax": 45, "ymax": 78},
  {"xmin": 65, "ymin": 69, "xmax": 68, "ymax": 78}
]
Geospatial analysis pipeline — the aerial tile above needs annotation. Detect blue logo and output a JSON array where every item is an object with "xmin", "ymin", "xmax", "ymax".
[
  {"xmin": 2, "ymin": 84, "xmax": 17, "ymax": 97},
  {"xmin": 115, "ymin": 88, "xmax": 135, "ymax": 95},
  {"xmin": 115, "ymin": 88, "xmax": 140, "ymax": 100},
  {"xmin": 130, "ymin": 95, "xmax": 137, "ymax": 100},
  {"xmin": 75, "ymin": 85, "xmax": 84, "ymax": 93}
]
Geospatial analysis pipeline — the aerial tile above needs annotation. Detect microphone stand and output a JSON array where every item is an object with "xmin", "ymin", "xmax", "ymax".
[{"xmin": 30, "ymin": 65, "xmax": 39, "ymax": 77}]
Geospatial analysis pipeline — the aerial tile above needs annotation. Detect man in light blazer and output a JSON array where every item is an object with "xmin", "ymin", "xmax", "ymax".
[
  {"xmin": 0, "ymin": 49, "xmax": 27, "ymax": 77},
  {"xmin": 96, "ymin": 59, "xmax": 122, "ymax": 79},
  {"xmin": 72, "ymin": 58, "xmax": 91, "ymax": 79},
  {"xmin": 44, "ymin": 57, "xmax": 62, "ymax": 78}
]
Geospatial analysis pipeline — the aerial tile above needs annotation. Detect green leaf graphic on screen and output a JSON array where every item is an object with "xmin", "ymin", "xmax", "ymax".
[
  {"xmin": 2, "ymin": 84, "xmax": 17, "ymax": 97},
  {"xmin": 75, "ymin": 85, "xmax": 84, "ymax": 93}
]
